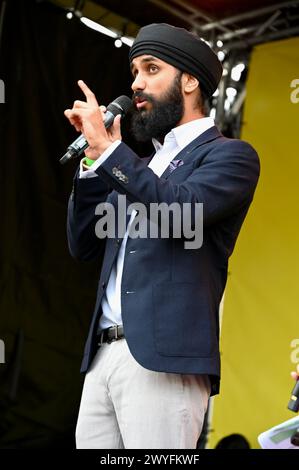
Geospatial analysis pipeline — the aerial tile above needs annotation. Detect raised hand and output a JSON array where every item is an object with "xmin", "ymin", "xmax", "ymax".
[{"xmin": 64, "ymin": 80, "xmax": 122, "ymax": 160}]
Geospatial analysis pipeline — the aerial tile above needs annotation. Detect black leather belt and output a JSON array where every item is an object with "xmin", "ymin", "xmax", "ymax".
[{"xmin": 97, "ymin": 325, "xmax": 124, "ymax": 345}]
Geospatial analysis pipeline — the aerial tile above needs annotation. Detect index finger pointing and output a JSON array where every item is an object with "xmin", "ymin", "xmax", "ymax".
[{"xmin": 77, "ymin": 80, "xmax": 98, "ymax": 107}]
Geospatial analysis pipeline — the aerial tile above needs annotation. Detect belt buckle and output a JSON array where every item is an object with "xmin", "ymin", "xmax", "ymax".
[{"xmin": 107, "ymin": 325, "xmax": 119, "ymax": 344}]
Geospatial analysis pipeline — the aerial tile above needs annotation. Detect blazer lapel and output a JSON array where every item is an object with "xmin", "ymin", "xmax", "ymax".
[{"xmin": 161, "ymin": 126, "xmax": 223, "ymax": 179}]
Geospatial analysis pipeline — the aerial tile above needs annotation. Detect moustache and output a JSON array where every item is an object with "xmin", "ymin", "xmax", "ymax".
[{"xmin": 132, "ymin": 92, "xmax": 155, "ymax": 106}]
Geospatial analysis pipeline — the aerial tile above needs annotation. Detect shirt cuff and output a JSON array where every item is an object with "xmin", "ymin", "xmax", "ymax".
[{"xmin": 79, "ymin": 140, "xmax": 122, "ymax": 179}]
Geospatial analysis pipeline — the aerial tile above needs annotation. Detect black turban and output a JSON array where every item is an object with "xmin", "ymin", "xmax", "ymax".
[{"xmin": 129, "ymin": 23, "xmax": 223, "ymax": 98}]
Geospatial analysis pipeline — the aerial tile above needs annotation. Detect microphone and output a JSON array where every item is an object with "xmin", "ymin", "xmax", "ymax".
[
  {"xmin": 60, "ymin": 95, "xmax": 132, "ymax": 165},
  {"xmin": 288, "ymin": 378, "xmax": 299, "ymax": 412}
]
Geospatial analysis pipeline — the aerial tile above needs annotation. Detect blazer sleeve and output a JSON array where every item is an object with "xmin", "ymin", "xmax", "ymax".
[
  {"xmin": 95, "ymin": 140, "xmax": 260, "ymax": 229},
  {"xmin": 67, "ymin": 169, "xmax": 110, "ymax": 262}
]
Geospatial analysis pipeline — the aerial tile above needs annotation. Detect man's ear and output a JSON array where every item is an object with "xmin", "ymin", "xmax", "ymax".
[{"xmin": 182, "ymin": 73, "xmax": 199, "ymax": 94}]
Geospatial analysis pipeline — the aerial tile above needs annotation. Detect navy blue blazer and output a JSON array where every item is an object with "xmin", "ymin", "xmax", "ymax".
[{"xmin": 67, "ymin": 126, "xmax": 260, "ymax": 395}]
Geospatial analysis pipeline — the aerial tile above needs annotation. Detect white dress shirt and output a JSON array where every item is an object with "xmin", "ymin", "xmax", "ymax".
[{"xmin": 79, "ymin": 117, "xmax": 214, "ymax": 330}]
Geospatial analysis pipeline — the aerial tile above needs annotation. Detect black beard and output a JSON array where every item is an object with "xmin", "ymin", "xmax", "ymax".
[{"xmin": 130, "ymin": 73, "xmax": 184, "ymax": 143}]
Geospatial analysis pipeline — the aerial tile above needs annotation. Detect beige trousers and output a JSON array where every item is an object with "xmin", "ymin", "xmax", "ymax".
[{"xmin": 76, "ymin": 339, "xmax": 210, "ymax": 449}]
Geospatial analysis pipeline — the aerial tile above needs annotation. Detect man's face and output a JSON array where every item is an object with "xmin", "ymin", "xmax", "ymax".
[{"xmin": 130, "ymin": 55, "xmax": 184, "ymax": 142}]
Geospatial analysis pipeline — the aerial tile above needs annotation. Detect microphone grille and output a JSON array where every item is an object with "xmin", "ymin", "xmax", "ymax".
[{"xmin": 112, "ymin": 95, "xmax": 132, "ymax": 114}]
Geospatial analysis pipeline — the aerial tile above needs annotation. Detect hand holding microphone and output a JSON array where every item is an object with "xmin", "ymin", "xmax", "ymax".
[{"xmin": 61, "ymin": 80, "xmax": 132, "ymax": 165}]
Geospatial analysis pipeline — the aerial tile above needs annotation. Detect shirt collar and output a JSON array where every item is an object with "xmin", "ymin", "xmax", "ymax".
[{"xmin": 152, "ymin": 117, "xmax": 215, "ymax": 152}]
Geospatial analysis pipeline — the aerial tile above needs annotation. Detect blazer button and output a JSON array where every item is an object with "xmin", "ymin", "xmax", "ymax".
[{"xmin": 101, "ymin": 282, "xmax": 106, "ymax": 289}]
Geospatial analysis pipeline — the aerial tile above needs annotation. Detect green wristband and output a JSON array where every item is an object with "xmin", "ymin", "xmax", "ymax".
[{"xmin": 83, "ymin": 157, "xmax": 95, "ymax": 167}]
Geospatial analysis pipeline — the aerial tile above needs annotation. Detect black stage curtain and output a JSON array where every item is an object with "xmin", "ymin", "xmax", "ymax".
[{"xmin": 0, "ymin": 0, "xmax": 138, "ymax": 448}]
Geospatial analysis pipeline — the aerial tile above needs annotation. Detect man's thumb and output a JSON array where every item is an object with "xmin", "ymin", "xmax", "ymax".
[{"xmin": 112, "ymin": 114, "xmax": 122, "ymax": 138}]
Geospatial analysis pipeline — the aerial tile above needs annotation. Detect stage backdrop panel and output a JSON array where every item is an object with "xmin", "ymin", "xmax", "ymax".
[{"xmin": 208, "ymin": 36, "xmax": 299, "ymax": 449}]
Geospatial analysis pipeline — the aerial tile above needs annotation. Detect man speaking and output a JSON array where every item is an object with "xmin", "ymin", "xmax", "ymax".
[{"xmin": 65, "ymin": 23, "xmax": 260, "ymax": 449}]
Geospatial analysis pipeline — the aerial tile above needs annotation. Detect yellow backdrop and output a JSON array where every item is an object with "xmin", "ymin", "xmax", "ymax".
[{"xmin": 208, "ymin": 36, "xmax": 299, "ymax": 448}]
